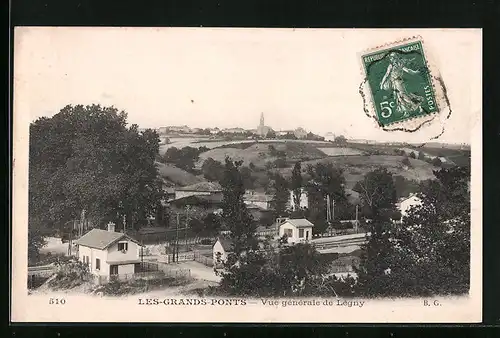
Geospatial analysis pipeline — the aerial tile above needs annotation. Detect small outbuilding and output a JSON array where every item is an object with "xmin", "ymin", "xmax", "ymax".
[
  {"xmin": 278, "ymin": 218, "xmax": 314, "ymax": 244},
  {"xmin": 212, "ymin": 237, "xmax": 234, "ymax": 268}
]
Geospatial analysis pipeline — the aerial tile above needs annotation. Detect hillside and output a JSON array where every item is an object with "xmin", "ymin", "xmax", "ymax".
[
  {"xmin": 155, "ymin": 162, "xmax": 205, "ymax": 187},
  {"xmin": 275, "ymin": 155, "xmax": 437, "ymax": 189},
  {"xmin": 196, "ymin": 141, "xmax": 326, "ymax": 168}
]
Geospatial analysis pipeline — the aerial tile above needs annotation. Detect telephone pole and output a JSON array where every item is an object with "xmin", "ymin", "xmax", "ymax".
[
  {"xmin": 332, "ymin": 199, "xmax": 335, "ymax": 221},
  {"xmin": 185, "ymin": 206, "xmax": 190, "ymax": 252},
  {"xmin": 326, "ymin": 195, "xmax": 330, "ymax": 222},
  {"xmin": 355, "ymin": 204, "xmax": 359, "ymax": 233},
  {"xmin": 123, "ymin": 214, "xmax": 126, "ymax": 235},
  {"xmin": 175, "ymin": 213, "xmax": 180, "ymax": 263}
]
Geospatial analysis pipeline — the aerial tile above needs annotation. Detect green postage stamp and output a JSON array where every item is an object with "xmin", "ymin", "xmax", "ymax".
[{"xmin": 361, "ymin": 38, "xmax": 439, "ymax": 127}]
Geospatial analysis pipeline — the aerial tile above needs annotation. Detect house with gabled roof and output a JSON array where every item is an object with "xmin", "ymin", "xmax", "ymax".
[
  {"xmin": 212, "ymin": 237, "xmax": 234, "ymax": 268},
  {"xmin": 75, "ymin": 223, "xmax": 143, "ymax": 277},
  {"xmin": 278, "ymin": 218, "xmax": 314, "ymax": 244},
  {"xmin": 174, "ymin": 181, "xmax": 223, "ymax": 200}
]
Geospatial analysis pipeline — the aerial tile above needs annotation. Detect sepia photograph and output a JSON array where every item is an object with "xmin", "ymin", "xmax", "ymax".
[{"xmin": 12, "ymin": 27, "xmax": 482, "ymax": 323}]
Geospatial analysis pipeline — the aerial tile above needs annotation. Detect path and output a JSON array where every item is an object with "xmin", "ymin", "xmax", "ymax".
[{"xmin": 173, "ymin": 261, "xmax": 221, "ymax": 283}]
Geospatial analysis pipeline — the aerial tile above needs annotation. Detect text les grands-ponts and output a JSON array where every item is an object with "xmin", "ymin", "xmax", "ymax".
[{"xmin": 138, "ymin": 298, "xmax": 247, "ymax": 306}]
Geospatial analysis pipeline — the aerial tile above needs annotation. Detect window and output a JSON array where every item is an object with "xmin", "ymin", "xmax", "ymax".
[
  {"xmin": 95, "ymin": 258, "xmax": 100, "ymax": 270},
  {"xmin": 284, "ymin": 228, "xmax": 293, "ymax": 237},
  {"xmin": 118, "ymin": 242, "xmax": 128, "ymax": 252},
  {"xmin": 299, "ymin": 229, "xmax": 304, "ymax": 238},
  {"xmin": 110, "ymin": 265, "xmax": 118, "ymax": 275}
]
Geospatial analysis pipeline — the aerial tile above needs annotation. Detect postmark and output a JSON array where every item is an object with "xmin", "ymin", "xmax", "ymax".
[{"xmin": 359, "ymin": 36, "xmax": 452, "ymax": 135}]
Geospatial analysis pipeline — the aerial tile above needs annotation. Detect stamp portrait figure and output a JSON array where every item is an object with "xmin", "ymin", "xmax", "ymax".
[{"xmin": 379, "ymin": 52, "xmax": 424, "ymax": 117}]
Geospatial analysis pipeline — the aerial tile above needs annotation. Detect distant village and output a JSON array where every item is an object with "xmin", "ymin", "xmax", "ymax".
[{"xmin": 144, "ymin": 113, "xmax": 331, "ymax": 144}]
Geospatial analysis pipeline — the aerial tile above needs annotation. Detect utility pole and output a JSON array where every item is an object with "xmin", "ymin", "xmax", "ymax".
[
  {"xmin": 185, "ymin": 206, "xmax": 190, "ymax": 252},
  {"xmin": 68, "ymin": 220, "xmax": 74, "ymax": 256},
  {"xmin": 332, "ymin": 198, "xmax": 335, "ymax": 221},
  {"xmin": 326, "ymin": 195, "xmax": 330, "ymax": 222},
  {"xmin": 175, "ymin": 213, "xmax": 180, "ymax": 263},
  {"xmin": 123, "ymin": 214, "xmax": 126, "ymax": 235},
  {"xmin": 355, "ymin": 205, "xmax": 359, "ymax": 233}
]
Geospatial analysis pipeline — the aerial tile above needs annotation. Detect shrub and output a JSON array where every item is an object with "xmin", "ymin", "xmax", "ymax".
[
  {"xmin": 409, "ymin": 152, "xmax": 416, "ymax": 159},
  {"xmin": 273, "ymin": 158, "xmax": 287, "ymax": 168},
  {"xmin": 402, "ymin": 157, "xmax": 411, "ymax": 167},
  {"xmin": 432, "ymin": 157, "xmax": 442, "ymax": 167},
  {"xmin": 49, "ymin": 259, "xmax": 91, "ymax": 289},
  {"xmin": 200, "ymin": 238, "xmax": 213, "ymax": 245}
]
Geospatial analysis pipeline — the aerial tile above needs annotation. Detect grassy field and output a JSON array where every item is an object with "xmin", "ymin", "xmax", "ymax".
[
  {"xmin": 318, "ymin": 147, "xmax": 364, "ymax": 156},
  {"xmin": 155, "ymin": 162, "xmax": 205, "ymax": 187},
  {"xmin": 275, "ymin": 155, "xmax": 436, "ymax": 189},
  {"xmin": 197, "ymin": 141, "xmax": 326, "ymax": 169}
]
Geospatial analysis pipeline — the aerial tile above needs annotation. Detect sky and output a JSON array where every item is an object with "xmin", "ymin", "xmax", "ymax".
[{"xmin": 14, "ymin": 28, "xmax": 481, "ymax": 144}]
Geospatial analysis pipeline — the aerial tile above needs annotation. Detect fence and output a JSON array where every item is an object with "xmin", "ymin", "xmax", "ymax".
[
  {"xmin": 193, "ymin": 251, "xmax": 214, "ymax": 267},
  {"xmin": 329, "ymin": 265, "xmax": 355, "ymax": 273},
  {"xmin": 137, "ymin": 229, "xmax": 217, "ymax": 246},
  {"xmin": 256, "ymin": 229, "xmax": 279, "ymax": 238},
  {"xmin": 94, "ymin": 266, "xmax": 191, "ymax": 285}
]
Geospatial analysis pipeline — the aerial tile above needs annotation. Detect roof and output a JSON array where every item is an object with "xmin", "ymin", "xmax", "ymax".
[
  {"xmin": 244, "ymin": 193, "xmax": 273, "ymax": 202},
  {"xmin": 75, "ymin": 229, "xmax": 141, "ymax": 250},
  {"xmin": 246, "ymin": 203, "xmax": 266, "ymax": 210},
  {"xmin": 169, "ymin": 194, "xmax": 223, "ymax": 206},
  {"xmin": 215, "ymin": 237, "xmax": 234, "ymax": 252},
  {"xmin": 106, "ymin": 259, "xmax": 142, "ymax": 265},
  {"xmin": 399, "ymin": 194, "xmax": 422, "ymax": 203},
  {"xmin": 176, "ymin": 181, "xmax": 222, "ymax": 192},
  {"xmin": 164, "ymin": 187, "xmax": 175, "ymax": 194},
  {"xmin": 282, "ymin": 218, "xmax": 315, "ymax": 228}
]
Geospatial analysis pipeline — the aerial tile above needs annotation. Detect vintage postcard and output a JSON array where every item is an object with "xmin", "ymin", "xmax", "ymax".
[{"xmin": 12, "ymin": 28, "xmax": 482, "ymax": 323}]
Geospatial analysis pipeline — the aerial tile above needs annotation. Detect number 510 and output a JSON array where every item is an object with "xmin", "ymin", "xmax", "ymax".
[{"xmin": 379, "ymin": 101, "xmax": 395, "ymax": 118}]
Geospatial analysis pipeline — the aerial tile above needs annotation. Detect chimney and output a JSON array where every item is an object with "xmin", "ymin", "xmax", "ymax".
[{"xmin": 107, "ymin": 222, "xmax": 116, "ymax": 232}]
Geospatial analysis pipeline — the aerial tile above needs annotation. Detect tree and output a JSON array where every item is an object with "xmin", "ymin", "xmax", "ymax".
[
  {"xmin": 418, "ymin": 151, "xmax": 426, "ymax": 161},
  {"xmin": 201, "ymin": 158, "xmax": 225, "ymax": 182},
  {"xmin": 240, "ymin": 166, "xmax": 256, "ymax": 190},
  {"xmin": 28, "ymin": 105, "xmax": 164, "ymax": 253},
  {"xmin": 354, "ymin": 167, "xmax": 397, "ymax": 220},
  {"xmin": 409, "ymin": 152, "xmax": 416, "ymax": 159},
  {"xmin": 270, "ymin": 173, "xmax": 289, "ymax": 218},
  {"xmin": 334, "ymin": 135, "xmax": 347, "ymax": 145},
  {"xmin": 305, "ymin": 185, "xmax": 328, "ymax": 235},
  {"xmin": 217, "ymin": 238, "xmax": 346, "ymax": 297},
  {"xmin": 266, "ymin": 129, "xmax": 276, "ymax": 139},
  {"xmin": 393, "ymin": 175, "xmax": 419, "ymax": 199},
  {"xmin": 273, "ymin": 158, "xmax": 287, "ymax": 168},
  {"xmin": 189, "ymin": 218, "xmax": 205, "ymax": 235},
  {"xmin": 306, "ymin": 163, "xmax": 349, "ymax": 225},
  {"xmin": 355, "ymin": 167, "xmax": 470, "ymax": 297},
  {"xmin": 268, "ymin": 144, "xmax": 277, "ymax": 156},
  {"xmin": 220, "ymin": 158, "xmax": 257, "ymax": 254},
  {"xmin": 432, "ymin": 157, "xmax": 442, "ymax": 167},
  {"xmin": 402, "ymin": 157, "xmax": 411, "ymax": 167},
  {"xmin": 291, "ymin": 162, "xmax": 303, "ymax": 211},
  {"xmin": 163, "ymin": 146, "xmax": 201, "ymax": 172}
]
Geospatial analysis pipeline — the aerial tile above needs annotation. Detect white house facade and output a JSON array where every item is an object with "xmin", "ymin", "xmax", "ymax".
[
  {"xmin": 212, "ymin": 238, "xmax": 234, "ymax": 268},
  {"xmin": 399, "ymin": 195, "xmax": 423, "ymax": 219},
  {"xmin": 279, "ymin": 218, "xmax": 314, "ymax": 244},
  {"xmin": 289, "ymin": 188, "xmax": 308, "ymax": 210},
  {"xmin": 243, "ymin": 191, "xmax": 273, "ymax": 210},
  {"xmin": 75, "ymin": 223, "xmax": 143, "ymax": 277}
]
